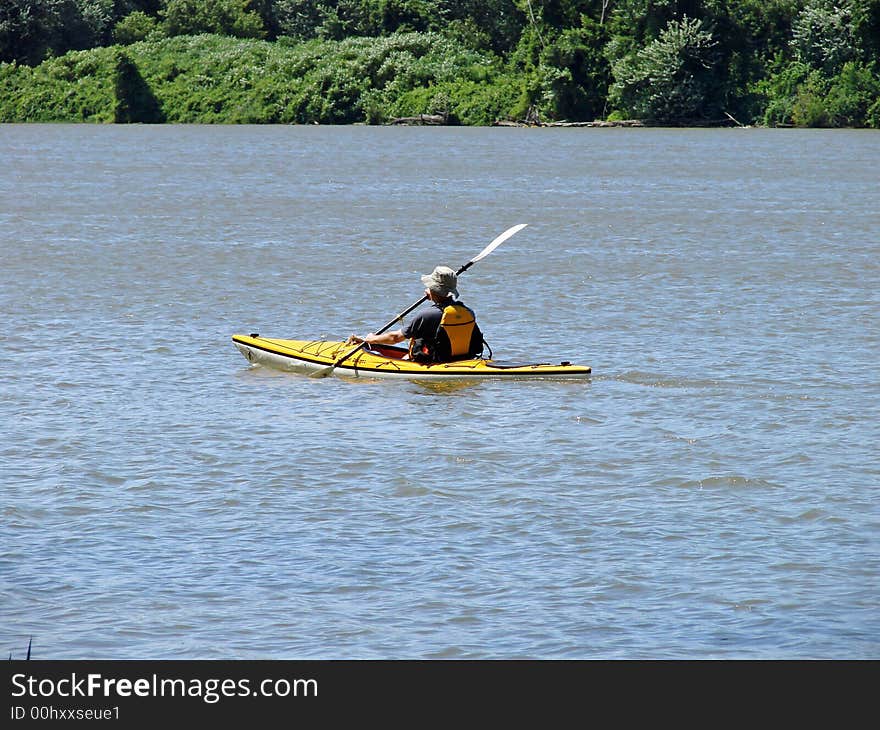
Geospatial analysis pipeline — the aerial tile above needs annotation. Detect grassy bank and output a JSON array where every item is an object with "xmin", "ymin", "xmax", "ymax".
[{"xmin": 0, "ymin": 33, "xmax": 524, "ymax": 125}]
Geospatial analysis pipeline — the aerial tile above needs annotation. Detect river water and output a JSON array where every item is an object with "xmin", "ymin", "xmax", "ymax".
[{"xmin": 1, "ymin": 124, "xmax": 877, "ymax": 659}]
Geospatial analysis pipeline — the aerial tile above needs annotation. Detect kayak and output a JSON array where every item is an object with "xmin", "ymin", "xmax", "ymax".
[{"xmin": 232, "ymin": 334, "xmax": 591, "ymax": 381}]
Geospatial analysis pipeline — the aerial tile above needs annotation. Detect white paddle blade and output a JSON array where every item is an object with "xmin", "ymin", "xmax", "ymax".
[{"xmin": 470, "ymin": 223, "xmax": 528, "ymax": 264}]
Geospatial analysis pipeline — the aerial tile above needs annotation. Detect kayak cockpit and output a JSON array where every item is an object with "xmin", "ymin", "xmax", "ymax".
[{"xmin": 362, "ymin": 342, "xmax": 410, "ymax": 360}]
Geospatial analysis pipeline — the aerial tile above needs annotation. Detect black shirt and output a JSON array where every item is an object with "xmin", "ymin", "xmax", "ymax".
[{"xmin": 402, "ymin": 299, "xmax": 483, "ymax": 361}]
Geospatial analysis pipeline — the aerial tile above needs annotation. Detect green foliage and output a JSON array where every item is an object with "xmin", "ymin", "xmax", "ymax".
[
  {"xmin": 273, "ymin": 0, "xmax": 325, "ymax": 39},
  {"xmin": 273, "ymin": 0, "xmax": 442, "ymax": 40},
  {"xmin": 540, "ymin": 19, "xmax": 612, "ymax": 120},
  {"xmin": 605, "ymin": 0, "xmax": 698, "ymax": 49},
  {"xmin": 113, "ymin": 47, "xmax": 165, "ymax": 121},
  {"xmin": 0, "ymin": 0, "xmax": 60, "ymax": 64},
  {"xmin": 791, "ymin": 0, "xmax": 857, "ymax": 75},
  {"xmin": 441, "ymin": 0, "xmax": 525, "ymax": 54},
  {"xmin": 0, "ymin": 46, "xmax": 118, "ymax": 121},
  {"xmin": 161, "ymin": 0, "xmax": 267, "ymax": 39},
  {"xmin": 790, "ymin": 69, "xmax": 833, "ymax": 127},
  {"xmin": 867, "ymin": 98, "xmax": 880, "ymax": 128},
  {"xmin": 609, "ymin": 15, "xmax": 720, "ymax": 122},
  {"xmin": 824, "ymin": 61, "xmax": 880, "ymax": 127},
  {"xmin": 374, "ymin": 0, "xmax": 441, "ymax": 33},
  {"xmin": 114, "ymin": 11, "xmax": 162, "ymax": 44},
  {"xmin": 753, "ymin": 58, "xmax": 810, "ymax": 126},
  {"xmin": 0, "ymin": 32, "xmax": 511, "ymax": 124},
  {"xmin": 0, "ymin": 0, "xmax": 115, "ymax": 64},
  {"xmin": 382, "ymin": 71, "xmax": 522, "ymax": 124},
  {"xmin": 1, "ymin": 0, "xmax": 879, "ymax": 126},
  {"xmin": 755, "ymin": 52, "xmax": 880, "ymax": 128},
  {"xmin": 850, "ymin": 0, "xmax": 880, "ymax": 61}
]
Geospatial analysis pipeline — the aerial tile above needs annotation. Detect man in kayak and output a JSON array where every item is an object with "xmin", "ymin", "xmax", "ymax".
[{"xmin": 347, "ymin": 266, "xmax": 484, "ymax": 362}]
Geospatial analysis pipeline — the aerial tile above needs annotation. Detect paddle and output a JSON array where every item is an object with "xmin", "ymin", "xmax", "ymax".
[{"xmin": 309, "ymin": 223, "xmax": 528, "ymax": 378}]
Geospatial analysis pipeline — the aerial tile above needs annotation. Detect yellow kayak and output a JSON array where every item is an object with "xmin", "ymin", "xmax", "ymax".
[{"xmin": 232, "ymin": 334, "xmax": 591, "ymax": 381}]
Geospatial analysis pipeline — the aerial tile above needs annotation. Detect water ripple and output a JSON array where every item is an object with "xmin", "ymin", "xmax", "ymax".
[{"xmin": 2, "ymin": 126, "xmax": 877, "ymax": 659}]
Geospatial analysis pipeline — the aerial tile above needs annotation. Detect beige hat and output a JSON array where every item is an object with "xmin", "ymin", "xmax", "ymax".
[{"xmin": 420, "ymin": 265, "xmax": 459, "ymax": 297}]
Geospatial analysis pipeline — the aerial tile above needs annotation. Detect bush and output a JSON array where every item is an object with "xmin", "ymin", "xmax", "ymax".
[
  {"xmin": 756, "ymin": 57, "xmax": 880, "ymax": 127},
  {"xmin": 790, "ymin": 71, "xmax": 832, "ymax": 127},
  {"xmin": 540, "ymin": 20, "xmax": 611, "ymax": 121},
  {"xmin": 609, "ymin": 16, "xmax": 721, "ymax": 123},
  {"xmin": 0, "ymin": 0, "xmax": 115, "ymax": 65},
  {"xmin": 791, "ymin": 0, "xmax": 857, "ymax": 75},
  {"xmin": 825, "ymin": 60, "xmax": 880, "ymax": 127},
  {"xmin": 383, "ymin": 73, "xmax": 520, "ymax": 125},
  {"xmin": 0, "ymin": 46, "xmax": 118, "ymax": 121},
  {"xmin": 0, "ymin": 31, "xmax": 515, "ymax": 125},
  {"xmin": 754, "ymin": 59, "xmax": 811, "ymax": 126},
  {"xmin": 867, "ymin": 98, "xmax": 880, "ymax": 128},
  {"xmin": 161, "ymin": 0, "xmax": 267, "ymax": 39},
  {"xmin": 114, "ymin": 48, "xmax": 164, "ymax": 122},
  {"xmin": 114, "ymin": 11, "xmax": 162, "ymax": 45}
]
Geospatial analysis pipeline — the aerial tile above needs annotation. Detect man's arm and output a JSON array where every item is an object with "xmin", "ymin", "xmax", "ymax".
[{"xmin": 347, "ymin": 329, "xmax": 406, "ymax": 346}]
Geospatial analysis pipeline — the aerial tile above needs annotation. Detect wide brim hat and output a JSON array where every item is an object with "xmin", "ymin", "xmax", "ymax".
[{"xmin": 421, "ymin": 266, "xmax": 459, "ymax": 297}]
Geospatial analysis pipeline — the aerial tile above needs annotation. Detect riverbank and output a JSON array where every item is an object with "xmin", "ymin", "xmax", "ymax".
[{"xmin": 2, "ymin": 31, "xmax": 877, "ymax": 128}]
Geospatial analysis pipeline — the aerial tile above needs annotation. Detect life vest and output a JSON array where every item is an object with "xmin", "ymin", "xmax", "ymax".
[
  {"xmin": 408, "ymin": 303, "xmax": 480, "ymax": 362},
  {"xmin": 439, "ymin": 303, "xmax": 478, "ymax": 358}
]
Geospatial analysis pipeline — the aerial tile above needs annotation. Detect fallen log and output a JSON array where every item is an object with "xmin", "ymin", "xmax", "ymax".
[
  {"xmin": 387, "ymin": 114, "xmax": 447, "ymax": 126},
  {"xmin": 545, "ymin": 119, "xmax": 645, "ymax": 127}
]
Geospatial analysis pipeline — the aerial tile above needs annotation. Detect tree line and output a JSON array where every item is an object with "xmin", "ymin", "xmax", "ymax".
[{"xmin": 1, "ymin": 0, "xmax": 878, "ymax": 126}]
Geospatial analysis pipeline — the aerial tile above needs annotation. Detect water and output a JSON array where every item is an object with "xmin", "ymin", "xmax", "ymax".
[{"xmin": 1, "ymin": 124, "xmax": 877, "ymax": 659}]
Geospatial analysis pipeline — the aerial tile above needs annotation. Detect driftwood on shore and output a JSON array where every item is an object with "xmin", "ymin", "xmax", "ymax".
[
  {"xmin": 493, "ymin": 118, "xmax": 645, "ymax": 128},
  {"xmin": 549, "ymin": 119, "xmax": 646, "ymax": 127},
  {"xmin": 387, "ymin": 114, "xmax": 447, "ymax": 125},
  {"xmin": 493, "ymin": 104, "xmax": 644, "ymax": 127},
  {"xmin": 385, "ymin": 113, "xmax": 646, "ymax": 127},
  {"xmin": 387, "ymin": 107, "xmax": 747, "ymax": 129}
]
